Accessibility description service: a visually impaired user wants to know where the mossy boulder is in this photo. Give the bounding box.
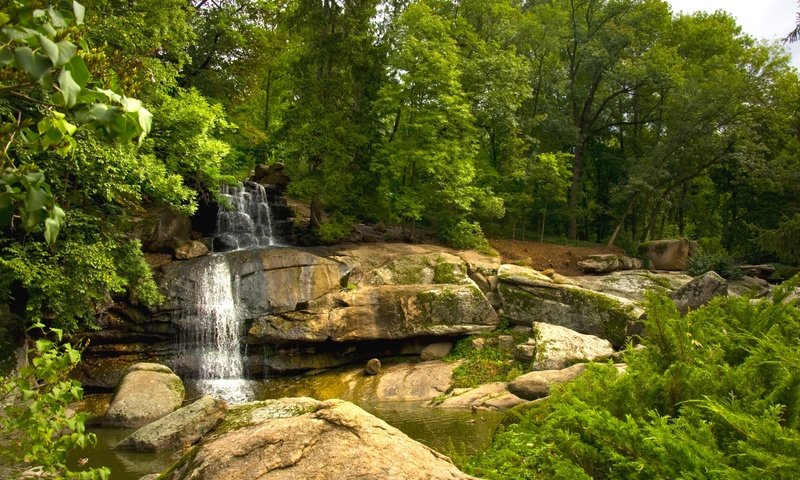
[498,265,642,347]
[638,238,691,270]
[103,363,185,428]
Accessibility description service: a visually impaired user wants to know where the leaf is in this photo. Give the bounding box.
[57,69,81,107]
[13,46,52,81]
[120,97,142,113]
[54,41,77,67]
[38,33,59,65]
[64,56,89,86]
[0,48,13,66]
[44,217,59,245]
[47,7,66,28]
[72,2,85,25]
[138,107,153,141]
[0,13,10,27]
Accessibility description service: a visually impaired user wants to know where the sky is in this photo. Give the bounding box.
[665,0,800,68]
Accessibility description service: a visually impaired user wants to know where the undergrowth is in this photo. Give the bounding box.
[464,276,800,479]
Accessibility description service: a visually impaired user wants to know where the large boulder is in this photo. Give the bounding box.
[670,271,728,315]
[161,397,475,480]
[516,322,614,370]
[507,363,588,400]
[638,238,692,270]
[117,395,227,452]
[498,265,642,347]
[575,271,692,302]
[577,254,620,274]
[248,284,498,343]
[358,252,472,286]
[103,363,185,428]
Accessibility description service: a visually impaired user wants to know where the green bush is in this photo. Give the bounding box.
[440,220,492,252]
[465,279,800,479]
[686,246,743,279]
[316,214,355,245]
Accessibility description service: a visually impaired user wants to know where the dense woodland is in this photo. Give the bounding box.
[0,0,799,478]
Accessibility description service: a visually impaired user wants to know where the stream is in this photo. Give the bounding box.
[68,376,505,479]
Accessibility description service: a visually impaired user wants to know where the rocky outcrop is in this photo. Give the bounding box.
[507,363,588,400]
[248,284,498,343]
[515,322,614,370]
[498,265,642,347]
[162,398,475,480]
[575,271,692,302]
[638,238,693,270]
[577,254,643,274]
[358,252,473,286]
[436,382,524,411]
[670,271,728,315]
[103,363,185,428]
[117,395,227,452]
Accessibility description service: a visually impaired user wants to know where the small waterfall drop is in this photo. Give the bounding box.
[175,255,252,403]
[216,182,280,250]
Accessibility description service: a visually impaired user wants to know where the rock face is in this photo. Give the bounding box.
[117,395,227,452]
[163,398,475,480]
[577,254,643,273]
[516,322,614,370]
[248,284,498,343]
[575,271,692,302]
[507,363,588,400]
[498,264,642,347]
[638,238,692,270]
[103,363,185,428]
[670,271,728,315]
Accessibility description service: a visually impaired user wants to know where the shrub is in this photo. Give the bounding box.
[686,246,743,279]
[440,220,492,253]
[465,278,800,479]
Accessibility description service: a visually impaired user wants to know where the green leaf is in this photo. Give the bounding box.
[38,33,59,65]
[54,41,77,67]
[0,13,10,27]
[0,48,12,66]
[57,69,80,108]
[138,107,153,141]
[13,46,52,81]
[47,7,66,28]
[44,217,59,245]
[64,56,89,86]
[120,97,142,113]
[72,2,85,25]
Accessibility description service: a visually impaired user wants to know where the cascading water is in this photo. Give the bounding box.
[175,255,253,403]
[216,182,280,250]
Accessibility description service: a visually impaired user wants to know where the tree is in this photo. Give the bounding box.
[373,1,480,238]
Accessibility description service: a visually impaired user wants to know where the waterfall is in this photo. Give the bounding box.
[216,182,280,250]
[175,256,252,403]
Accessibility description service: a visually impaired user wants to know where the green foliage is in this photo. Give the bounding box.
[686,246,743,280]
[446,323,529,388]
[315,213,355,245]
[0,325,109,479]
[759,214,800,265]
[466,281,800,479]
[439,219,491,252]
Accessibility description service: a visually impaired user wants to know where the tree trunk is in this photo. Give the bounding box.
[540,196,548,243]
[310,199,322,231]
[607,192,639,247]
[264,69,273,133]
[568,140,585,241]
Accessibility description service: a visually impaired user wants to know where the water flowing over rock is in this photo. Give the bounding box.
[213,182,282,251]
[162,398,476,480]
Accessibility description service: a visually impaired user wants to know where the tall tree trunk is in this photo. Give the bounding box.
[540,196,549,243]
[568,139,585,241]
[608,192,640,247]
[264,69,273,133]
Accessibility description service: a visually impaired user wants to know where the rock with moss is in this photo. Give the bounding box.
[576,271,692,302]
[103,363,185,428]
[359,252,472,286]
[436,382,525,411]
[638,238,692,270]
[249,284,498,343]
[516,322,614,370]
[117,395,227,452]
[174,240,208,260]
[498,265,642,347]
[160,397,475,480]
[670,271,728,315]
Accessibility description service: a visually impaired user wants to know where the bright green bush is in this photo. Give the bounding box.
[440,219,492,252]
[466,277,800,479]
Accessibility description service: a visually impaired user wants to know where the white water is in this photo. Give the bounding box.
[217,183,280,249]
[176,256,252,403]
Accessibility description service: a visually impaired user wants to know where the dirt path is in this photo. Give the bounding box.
[490,238,624,276]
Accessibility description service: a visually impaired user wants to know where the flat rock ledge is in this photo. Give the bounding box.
[161,397,476,480]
